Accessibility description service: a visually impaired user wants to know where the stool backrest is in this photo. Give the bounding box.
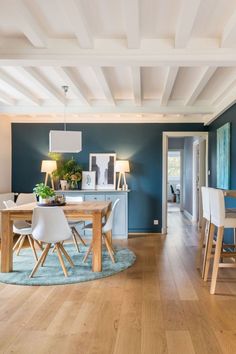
[201,186,211,221]
[32,207,71,243]
[209,188,225,227]
[16,193,36,205]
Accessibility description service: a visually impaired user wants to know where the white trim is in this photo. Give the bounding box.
[162,131,208,233]
[183,209,193,222]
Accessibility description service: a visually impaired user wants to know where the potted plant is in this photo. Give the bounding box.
[33,183,55,204]
[53,157,82,190]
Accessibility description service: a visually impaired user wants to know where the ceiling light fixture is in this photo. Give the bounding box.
[49,85,82,153]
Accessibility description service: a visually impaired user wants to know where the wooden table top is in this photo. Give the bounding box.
[223,190,236,198]
[1,201,111,215]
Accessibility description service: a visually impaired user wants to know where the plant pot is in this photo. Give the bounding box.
[39,196,55,204]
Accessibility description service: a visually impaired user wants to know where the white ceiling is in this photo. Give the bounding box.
[1,0,236,124]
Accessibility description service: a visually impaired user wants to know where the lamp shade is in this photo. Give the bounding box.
[41,160,57,173]
[49,131,82,153]
[115,160,130,173]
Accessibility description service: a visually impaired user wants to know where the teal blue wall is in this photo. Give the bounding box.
[208,103,236,242]
[12,123,206,233]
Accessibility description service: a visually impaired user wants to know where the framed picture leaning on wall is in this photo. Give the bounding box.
[89,153,116,190]
[81,171,96,190]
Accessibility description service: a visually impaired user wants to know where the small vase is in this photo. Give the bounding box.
[60,180,69,190]
[70,180,78,190]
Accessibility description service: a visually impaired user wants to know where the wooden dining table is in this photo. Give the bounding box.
[0,201,112,273]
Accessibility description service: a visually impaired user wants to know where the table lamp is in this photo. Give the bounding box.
[115,160,130,190]
[41,160,57,189]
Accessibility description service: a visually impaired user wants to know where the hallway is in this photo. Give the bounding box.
[0,212,236,353]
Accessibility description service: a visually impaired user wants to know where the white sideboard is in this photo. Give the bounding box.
[56,190,129,239]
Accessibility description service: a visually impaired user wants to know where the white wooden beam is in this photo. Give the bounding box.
[175,0,202,48]
[122,0,140,48]
[93,67,115,105]
[0,90,16,106]
[61,0,93,48]
[55,67,90,105]
[185,67,217,105]
[221,10,236,47]
[160,67,179,105]
[14,0,47,48]
[2,39,236,66]
[131,67,141,106]
[18,67,64,104]
[212,77,236,105]
[0,101,213,115]
[0,69,40,105]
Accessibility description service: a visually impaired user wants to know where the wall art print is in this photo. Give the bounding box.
[217,122,230,190]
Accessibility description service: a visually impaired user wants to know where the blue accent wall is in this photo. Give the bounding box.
[208,103,236,242]
[12,123,206,233]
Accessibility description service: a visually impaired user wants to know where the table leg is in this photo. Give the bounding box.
[1,212,13,272]
[92,211,102,272]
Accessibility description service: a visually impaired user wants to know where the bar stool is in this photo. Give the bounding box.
[197,187,212,278]
[205,188,236,294]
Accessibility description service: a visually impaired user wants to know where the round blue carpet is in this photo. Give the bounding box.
[0,244,136,286]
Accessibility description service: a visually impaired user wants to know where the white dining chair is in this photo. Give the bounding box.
[83,199,120,263]
[16,193,36,205]
[64,195,86,251]
[3,200,41,261]
[204,188,236,294]
[30,207,74,278]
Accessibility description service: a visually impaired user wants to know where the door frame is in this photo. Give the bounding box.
[162,131,208,234]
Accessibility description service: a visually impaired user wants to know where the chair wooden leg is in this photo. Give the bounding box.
[83,243,93,263]
[196,218,206,270]
[203,223,215,281]
[16,235,26,255]
[29,244,51,278]
[103,235,115,263]
[41,244,51,267]
[28,236,38,261]
[13,235,24,252]
[34,239,44,251]
[59,243,74,267]
[201,220,210,278]
[72,226,86,246]
[55,244,68,277]
[210,226,224,295]
[71,228,80,253]
[52,241,64,253]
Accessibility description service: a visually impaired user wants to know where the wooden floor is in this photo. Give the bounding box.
[1,211,236,354]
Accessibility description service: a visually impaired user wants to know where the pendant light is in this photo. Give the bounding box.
[49,85,82,153]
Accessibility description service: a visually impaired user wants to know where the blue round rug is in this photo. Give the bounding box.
[0,244,136,286]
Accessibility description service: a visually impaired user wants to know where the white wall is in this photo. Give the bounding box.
[0,117,11,193]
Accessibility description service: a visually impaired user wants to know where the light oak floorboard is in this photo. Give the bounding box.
[1,211,236,353]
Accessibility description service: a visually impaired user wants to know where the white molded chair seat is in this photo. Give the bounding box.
[30,207,75,278]
[3,200,42,261]
[16,193,36,205]
[83,199,120,263]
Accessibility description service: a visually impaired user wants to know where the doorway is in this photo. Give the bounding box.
[167,150,182,213]
[162,132,208,234]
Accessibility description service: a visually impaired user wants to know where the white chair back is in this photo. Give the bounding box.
[65,195,83,203]
[201,186,211,221]
[3,200,16,208]
[209,188,225,227]
[32,207,72,243]
[16,193,36,205]
[103,199,120,234]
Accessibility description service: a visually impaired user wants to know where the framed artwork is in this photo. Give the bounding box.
[81,171,96,190]
[217,122,230,189]
[89,153,116,190]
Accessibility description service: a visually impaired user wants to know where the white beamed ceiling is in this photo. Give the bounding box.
[0,0,236,124]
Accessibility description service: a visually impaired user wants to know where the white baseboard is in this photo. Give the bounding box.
[183,209,193,222]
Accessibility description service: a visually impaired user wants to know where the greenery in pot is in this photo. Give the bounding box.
[52,157,82,189]
[33,183,55,201]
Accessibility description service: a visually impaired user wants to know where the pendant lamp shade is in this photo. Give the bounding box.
[49,130,82,153]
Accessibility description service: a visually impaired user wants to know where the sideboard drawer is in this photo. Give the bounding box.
[84,194,105,202]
